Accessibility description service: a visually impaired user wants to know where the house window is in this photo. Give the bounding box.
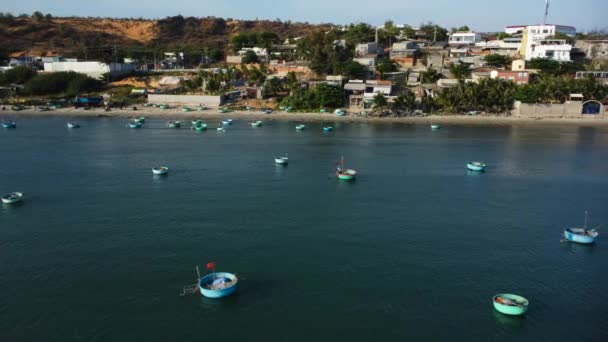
[543,29,548,33]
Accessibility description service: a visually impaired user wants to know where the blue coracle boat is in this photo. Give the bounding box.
[198,272,238,298]
[2,122,16,129]
[467,161,486,172]
[323,126,334,132]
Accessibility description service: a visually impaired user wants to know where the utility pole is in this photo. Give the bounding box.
[433,26,437,43]
[543,0,550,25]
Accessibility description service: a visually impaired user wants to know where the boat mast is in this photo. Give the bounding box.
[584,211,588,230]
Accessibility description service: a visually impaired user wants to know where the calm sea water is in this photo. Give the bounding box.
[1,116,607,342]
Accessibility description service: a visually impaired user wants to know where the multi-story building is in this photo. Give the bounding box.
[520,25,575,61]
[505,24,576,36]
[448,31,482,46]
[490,70,530,84]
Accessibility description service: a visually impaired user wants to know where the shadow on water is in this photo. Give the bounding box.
[560,241,596,256]
[493,309,527,329]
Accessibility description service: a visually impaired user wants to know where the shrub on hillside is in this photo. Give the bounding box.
[24,72,103,96]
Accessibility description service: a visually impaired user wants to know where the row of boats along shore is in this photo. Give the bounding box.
[2,116,601,315]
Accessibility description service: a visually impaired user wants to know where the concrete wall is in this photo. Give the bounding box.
[43,62,134,79]
[511,101,607,118]
[147,94,224,107]
[226,56,243,64]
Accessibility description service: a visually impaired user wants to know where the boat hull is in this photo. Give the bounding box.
[2,192,24,204]
[431,125,440,130]
[563,228,597,244]
[152,167,169,175]
[128,123,142,129]
[323,127,333,132]
[337,169,357,180]
[467,163,486,172]
[2,123,16,129]
[275,157,288,165]
[198,272,238,298]
[493,294,528,316]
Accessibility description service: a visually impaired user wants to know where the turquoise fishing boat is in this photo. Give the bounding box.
[222,119,233,125]
[2,122,16,129]
[152,166,169,175]
[182,107,193,112]
[159,104,169,110]
[467,161,486,172]
[135,117,145,123]
[431,124,441,130]
[168,121,181,128]
[194,123,208,131]
[335,109,347,116]
[218,107,231,113]
[1,192,24,204]
[295,124,306,131]
[275,154,288,165]
[493,294,529,316]
[67,122,80,129]
[323,126,334,132]
[192,120,203,126]
[127,122,142,129]
[336,156,357,180]
[563,211,599,244]
[251,120,263,127]
[199,272,238,298]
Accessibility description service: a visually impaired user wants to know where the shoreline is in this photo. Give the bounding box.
[3,107,608,126]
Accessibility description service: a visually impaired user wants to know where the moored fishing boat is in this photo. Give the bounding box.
[218,107,231,113]
[197,262,238,298]
[135,117,145,123]
[493,294,529,316]
[1,192,24,204]
[563,211,599,244]
[275,154,288,165]
[197,105,207,111]
[182,107,193,112]
[152,166,169,175]
[2,122,17,129]
[295,124,306,131]
[431,124,441,130]
[168,121,181,128]
[467,161,486,172]
[191,120,203,126]
[251,120,263,127]
[222,119,233,125]
[323,126,334,132]
[336,156,357,180]
[335,109,347,116]
[67,122,80,129]
[194,123,208,131]
[159,104,169,110]
[127,121,142,129]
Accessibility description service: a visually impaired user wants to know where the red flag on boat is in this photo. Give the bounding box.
[206,262,215,270]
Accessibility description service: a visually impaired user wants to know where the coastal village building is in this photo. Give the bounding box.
[43,61,135,80]
[448,31,482,46]
[490,70,530,84]
[517,24,576,61]
[390,41,419,68]
[344,80,393,109]
[355,42,381,57]
[575,71,608,85]
[353,56,377,79]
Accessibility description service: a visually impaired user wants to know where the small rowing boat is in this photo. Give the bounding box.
[152,166,169,175]
[493,294,528,316]
[1,192,24,204]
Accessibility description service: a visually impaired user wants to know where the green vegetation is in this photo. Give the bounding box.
[296,30,353,75]
[436,78,516,113]
[376,59,399,79]
[527,58,585,76]
[280,83,344,110]
[341,61,369,79]
[420,68,442,83]
[484,54,512,68]
[0,66,37,85]
[241,50,259,64]
[449,63,471,80]
[24,72,103,96]
[514,75,608,104]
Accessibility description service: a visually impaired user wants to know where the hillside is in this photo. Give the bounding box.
[0,16,332,58]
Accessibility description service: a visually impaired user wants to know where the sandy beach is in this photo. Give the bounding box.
[2,107,608,126]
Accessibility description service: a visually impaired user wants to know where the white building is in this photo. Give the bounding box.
[521,25,575,61]
[505,24,576,36]
[43,61,135,79]
[355,42,380,57]
[448,32,482,45]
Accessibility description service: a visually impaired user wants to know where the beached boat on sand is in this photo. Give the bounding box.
[563,211,599,244]
[1,192,24,204]
[493,294,528,316]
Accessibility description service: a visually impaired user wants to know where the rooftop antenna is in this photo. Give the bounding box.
[543,0,550,25]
